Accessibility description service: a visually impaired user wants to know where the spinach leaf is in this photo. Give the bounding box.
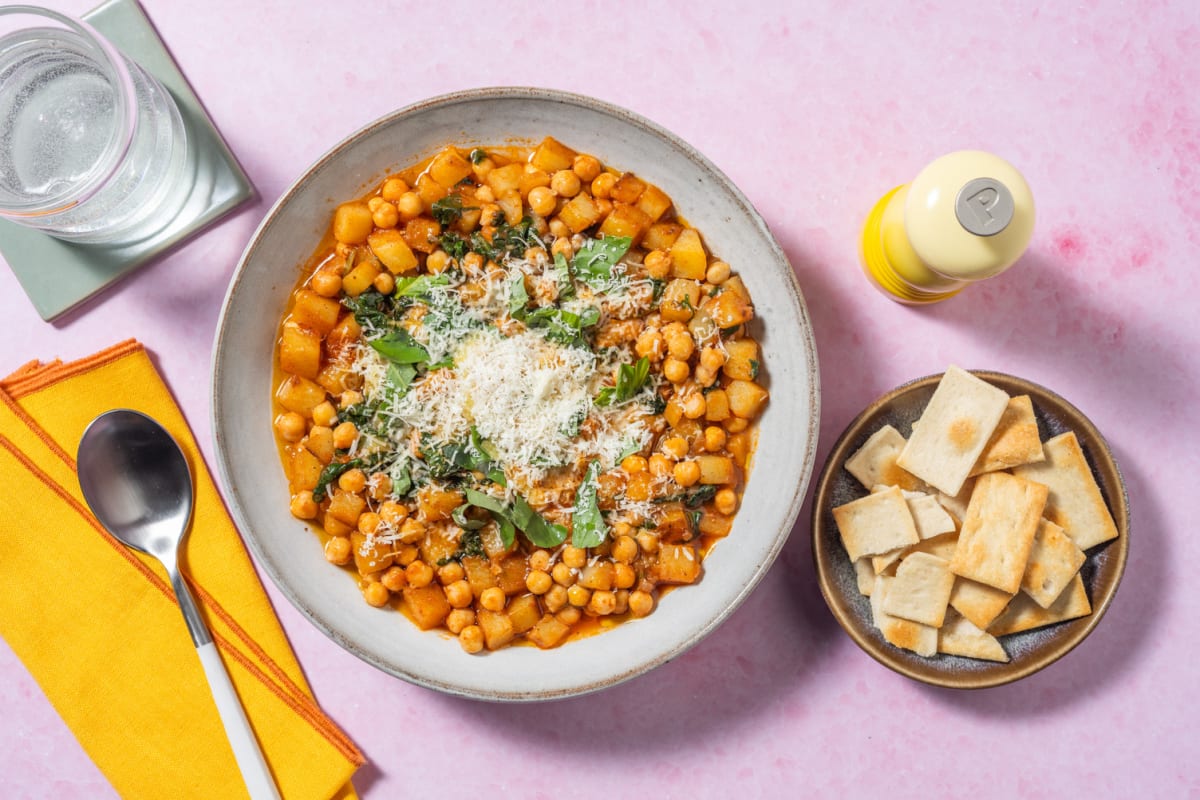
[571,461,608,548]
[595,356,650,406]
[687,509,703,536]
[385,362,417,397]
[438,524,486,566]
[452,503,488,530]
[571,236,632,283]
[461,488,568,549]
[369,329,429,364]
[341,289,393,329]
[394,274,450,299]
[554,251,575,300]
[749,359,760,379]
[431,195,477,226]
[508,272,530,319]
[389,462,413,497]
[654,484,717,508]
[524,305,600,349]
[439,231,469,261]
[420,430,506,486]
[312,459,362,503]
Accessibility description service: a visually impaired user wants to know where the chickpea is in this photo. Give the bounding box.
[461,252,484,275]
[380,501,407,528]
[289,491,317,520]
[332,421,358,450]
[706,260,731,284]
[444,580,474,609]
[274,412,306,443]
[399,518,425,542]
[550,169,581,198]
[367,196,385,213]
[529,549,551,572]
[381,566,407,592]
[339,389,364,408]
[363,582,390,608]
[310,270,342,298]
[480,587,506,612]
[544,583,569,612]
[550,236,574,261]
[368,473,392,501]
[595,197,613,217]
[663,357,690,384]
[373,271,396,294]
[662,436,689,460]
[591,172,616,199]
[613,589,630,615]
[472,157,495,181]
[612,535,638,564]
[683,393,707,420]
[312,401,338,428]
[527,185,557,217]
[381,177,409,201]
[426,250,450,274]
[556,606,582,626]
[636,531,659,554]
[673,460,701,487]
[724,417,750,433]
[338,468,366,494]
[694,365,717,387]
[587,590,617,616]
[438,561,465,585]
[552,562,575,586]
[396,544,419,566]
[548,218,570,239]
[356,511,381,534]
[474,184,495,203]
[614,563,637,589]
[635,329,665,361]
[628,590,654,618]
[562,546,587,569]
[667,331,695,361]
[613,521,634,538]
[715,488,738,516]
[567,584,591,608]
[405,560,434,589]
[446,609,475,635]
[372,201,399,229]
[701,347,726,370]
[621,454,648,474]
[644,249,673,280]
[572,154,602,182]
[324,536,352,565]
[526,570,553,595]
[648,454,673,477]
[459,625,484,654]
[704,426,728,452]
[396,191,423,221]
[323,514,352,537]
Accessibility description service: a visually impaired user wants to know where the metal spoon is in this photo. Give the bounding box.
[77,409,281,800]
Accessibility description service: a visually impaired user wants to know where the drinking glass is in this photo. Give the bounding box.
[0,5,190,244]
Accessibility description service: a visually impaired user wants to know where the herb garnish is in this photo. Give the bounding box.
[571,236,632,284]
[431,195,477,226]
[312,459,363,503]
[469,148,487,165]
[596,356,650,406]
[369,328,429,364]
[461,488,568,548]
[654,484,717,508]
[571,460,608,548]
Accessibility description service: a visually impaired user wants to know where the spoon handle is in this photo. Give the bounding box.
[172,573,282,800]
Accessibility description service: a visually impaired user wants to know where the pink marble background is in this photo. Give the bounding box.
[3,1,1199,797]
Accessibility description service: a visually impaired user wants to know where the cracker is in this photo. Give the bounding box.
[948,577,1013,630]
[936,476,976,523]
[1013,432,1119,551]
[854,558,876,596]
[1020,518,1087,609]
[897,366,1010,496]
[988,573,1092,636]
[845,425,927,492]
[872,547,905,575]
[969,395,1045,476]
[832,486,920,562]
[907,493,957,540]
[949,471,1047,593]
[938,610,1010,662]
[871,576,938,657]
[907,531,959,562]
[882,552,955,628]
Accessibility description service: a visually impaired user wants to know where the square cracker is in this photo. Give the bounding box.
[882,552,955,628]
[949,471,1048,594]
[1021,518,1087,609]
[845,425,927,492]
[970,395,1045,476]
[936,476,976,524]
[897,365,1010,496]
[871,576,937,657]
[907,494,957,540]
[949,578,1013,630]
[872,547,905,575]
[907,531,959,562]
[832,486,920,562]
[938,610,1010,662]
[854,558,876,596]
[989,573,1092,636]
[1013,431,1119,551]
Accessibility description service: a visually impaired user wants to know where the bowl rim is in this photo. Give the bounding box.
[811,369,1129,689]
[209,87,821,700]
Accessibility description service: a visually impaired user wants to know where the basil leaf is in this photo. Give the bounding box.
[524,305,599,349]
[452,503,487,530]
[312,459,362,503]
[386,362,417,396]
[369,329,429,364]
[431,195,477,226]
[554,251,575,300]
[616,439,642,462]
[461,488,567,549]
[596,356,650,406]
[571,236,632,283]
[687,509,703,536]
[653,484,717,508]
[394,274,450,299]
[508,272,530,320]
[571,460,608,548]
[389,462,413,497]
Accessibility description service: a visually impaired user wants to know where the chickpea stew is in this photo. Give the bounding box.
[274,137,768,653]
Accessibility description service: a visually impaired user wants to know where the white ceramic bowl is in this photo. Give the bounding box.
[211,88,819,701]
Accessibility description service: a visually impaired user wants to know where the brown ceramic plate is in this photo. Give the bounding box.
[812,371,1129,688]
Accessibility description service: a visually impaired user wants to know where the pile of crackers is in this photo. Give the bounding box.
[833,366,1119,662]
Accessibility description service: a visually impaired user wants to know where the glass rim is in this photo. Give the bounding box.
[0,4,138,217]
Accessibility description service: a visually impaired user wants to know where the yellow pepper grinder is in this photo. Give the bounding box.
[860,150,1035,304]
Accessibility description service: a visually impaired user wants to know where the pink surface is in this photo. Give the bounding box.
[3,1,1198,797]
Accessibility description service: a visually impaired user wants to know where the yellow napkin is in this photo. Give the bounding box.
[0,340,364,800]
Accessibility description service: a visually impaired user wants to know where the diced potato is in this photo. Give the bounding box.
[327,491,366,526]
[727,380,769,420]
[507,594,541,635]
[419,529,458,566]
[670,416,702,439]
[325,314,361,361]
[698,512,733,538]
[624,472,652,502]
[696,455,735,485]
[303,427,334,464]
[287,446,323,491]
[333,202,373,245]
[663,399,684,428]
[279,321,321,379]
[291,289,341,335]
[723,274,751,303]
[705,389,731,422]
[403,585,451,630]
[462,556,498,597]
[660,278,702,322]
[496,190,523,226]
[655,504,691,538]
[670,228,707,279]
[486,163,523,196]
[722,339,760,381]
[530,136,577,172]
[654,544,701,584]
[416,485,463,522]
[276,375,327,415]
[558,192,602,233]
[415,172,447,209]
[341,258,380,298]
[478,608,515,650]
[497,555,527,595]
[322,512,352,537]
[578,561,615,591]
[643,222,683,251]
[527,614,571,649]
[635,184,672,221]
[598,202,651,243]
[351,532,395,575]
[429,147,473,187]
[403,218,442,254]
[315,363,355,396]
[708,289,754,328]
[727,431,752,468]
[518,168,552,198]
[368,229,419,274]
[481,523,515,558]
[687,305,718,346]
[610,173,646,204]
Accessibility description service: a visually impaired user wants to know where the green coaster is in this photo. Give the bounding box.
[0,0,255,322]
